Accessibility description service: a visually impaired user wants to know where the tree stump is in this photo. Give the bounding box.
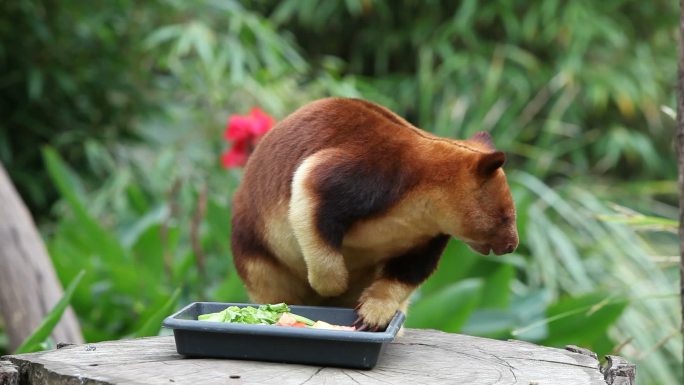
[0,361,18,385]
[1,329,634,385]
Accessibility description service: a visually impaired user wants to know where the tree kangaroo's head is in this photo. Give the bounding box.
[428,132,519,256]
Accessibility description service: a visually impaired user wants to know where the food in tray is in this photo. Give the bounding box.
[197,303,356,331]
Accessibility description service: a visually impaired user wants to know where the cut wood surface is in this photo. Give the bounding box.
[3,329,634,385]
[0,360,18,385]
[0,163,83,351]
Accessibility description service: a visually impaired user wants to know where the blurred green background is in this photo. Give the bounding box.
[0,0,680,384]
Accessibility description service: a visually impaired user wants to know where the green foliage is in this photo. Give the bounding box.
[541,293,627,351]
[406,279,483,332]
[43,147,246,342]
[0,0,157,214]
[414,235,633,359]
[15,270,84,354]
[0,333,7,356]
[133,288,181,338]
[1,1,680,384]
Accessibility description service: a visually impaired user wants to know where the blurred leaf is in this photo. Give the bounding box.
[131,223,167,285]
[126,184,150,214]
[133,288,181,338]
[462,309,514,339]
[172,250,198,285]
[420,240,479,295]
[144,25,182,49]
[407,278,483,332]
[123,205,169,248]
[0,332,8,355]
[542,293,627,349]
[479,264,514,309]
[15,270,85,354]
[27,68,44,100]
[205,198,232,253]
[597,213,677,229]
[213,273,248,302]
[512,293,628,350]
[509,289,551,341]
[43,147,128,264]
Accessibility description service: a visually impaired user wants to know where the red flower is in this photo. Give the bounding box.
[221,140,248,169]
[221,107,275,169]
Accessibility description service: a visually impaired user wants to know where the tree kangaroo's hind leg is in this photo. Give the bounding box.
[289,150,350,297]
[241,257,313,305]
[289,148,409,298]
[231,205,312,304]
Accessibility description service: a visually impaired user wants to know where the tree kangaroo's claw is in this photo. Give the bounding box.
[353,309,389,332]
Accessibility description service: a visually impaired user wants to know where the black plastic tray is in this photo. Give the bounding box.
[162,302,405,369]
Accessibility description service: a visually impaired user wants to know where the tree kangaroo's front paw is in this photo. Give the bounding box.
[353,297,399,331]
[307,265,348,297]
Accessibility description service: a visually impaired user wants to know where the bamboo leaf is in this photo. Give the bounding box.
[597,214,678,229]
[479,264,514,309]
[43,147,128,264]
[15,270,85,354]
[133,288,181,338]
[407,279,483,332]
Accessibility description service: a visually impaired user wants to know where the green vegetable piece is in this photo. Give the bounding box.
[198,311,226,322]
[289,313,315,326]
[240,307,260,324]
[224,307,241,322]
[262,303,289,313]
[254,309,273,324]
[197,303,294,325]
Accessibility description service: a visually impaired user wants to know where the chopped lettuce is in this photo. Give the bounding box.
[198,303,356,331]
[198,303,291,325]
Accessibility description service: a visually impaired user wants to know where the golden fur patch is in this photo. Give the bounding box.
[289,151,349,296]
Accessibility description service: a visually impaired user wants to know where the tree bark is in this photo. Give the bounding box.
[0,162,83,351]
[2,331,631,385]
[677,0,684,378]
[0,361,18,385]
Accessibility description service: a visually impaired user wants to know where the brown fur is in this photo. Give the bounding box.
[231,98,518,328]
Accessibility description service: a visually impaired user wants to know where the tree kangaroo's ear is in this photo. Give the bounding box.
[477,151,506,176]
[469,131,495,150]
